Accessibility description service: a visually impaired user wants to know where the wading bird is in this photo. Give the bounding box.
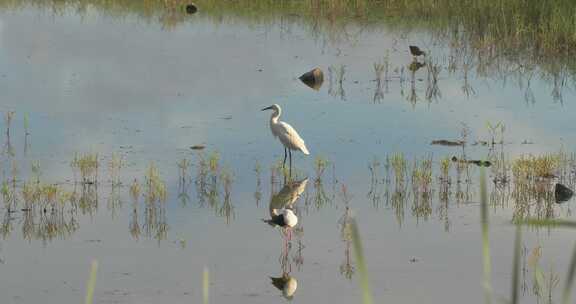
[261,104,310,170]
[409,45,426,57]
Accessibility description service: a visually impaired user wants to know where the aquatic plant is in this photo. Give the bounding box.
[108,152,123,186]
[390,153,407,188]
[71,152,99,184]
[144,162,167,203]
[254,161,262,206]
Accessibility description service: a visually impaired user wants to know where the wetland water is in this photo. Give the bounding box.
[1,2,576,303]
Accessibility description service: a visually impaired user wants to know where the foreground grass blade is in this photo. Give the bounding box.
[480,168,492,304]
[562,243,576,304]
[511,225,521,304]
[203,266,210,304]
[84,260,99,304]
[350,218,374,304]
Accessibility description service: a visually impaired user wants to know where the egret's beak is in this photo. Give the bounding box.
[261,106,273,111]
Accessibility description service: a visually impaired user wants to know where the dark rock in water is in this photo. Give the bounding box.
[299,68,324,90]
[431,139,464,146]
[555,183,574,203]
[468,160,492,167]
[190,145,205,150]
[186,3,198,14]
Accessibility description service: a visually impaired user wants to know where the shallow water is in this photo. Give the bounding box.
[0,4,576,304]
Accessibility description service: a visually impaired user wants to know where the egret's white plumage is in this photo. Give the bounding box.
[262,104,309,168]
[270,208,298,228]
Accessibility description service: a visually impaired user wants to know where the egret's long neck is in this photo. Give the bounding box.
[270,109,281,124]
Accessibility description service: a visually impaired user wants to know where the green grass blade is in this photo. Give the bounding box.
[511,225,521,304]
[350,218,374,304]
[203,266,210,304]
[562,243,576,304]
[84,260,98,304]
[480,167,492,304]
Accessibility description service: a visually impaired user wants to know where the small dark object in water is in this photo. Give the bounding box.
[472,141,488,146]
[431,140,464,146]
[555,183,574,203]
[409,45,426,56]
[21,208,31,212]
[451,156,491,167]
[299,68,324,90]
[185,3,198,14]
[468,160,492,167]
[191,145,205,150]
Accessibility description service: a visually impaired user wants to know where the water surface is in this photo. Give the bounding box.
[0,3,575,304]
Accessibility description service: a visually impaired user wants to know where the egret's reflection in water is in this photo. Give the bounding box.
[265,178,308,300]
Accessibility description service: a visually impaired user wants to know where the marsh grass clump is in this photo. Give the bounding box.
[71,152,99,185]
[217,167,235,224]
[195,152,209,206]
[511,153,562,219]
[513,154,560,181]
[313,156,331,209]
[141,164,168,242]
[108,152,123,187]
[411,156,433,220]
[338,205,355,279]
[129,179,141,240]
[389,153,408,226]
[254,161,262,206]
[439,156,451,183]
[177,158,192,184]
[129,179,140,202]
[367,157,383,207]
[373,56,389,103]
[144,162,167,204]
[4,111,14,137]
[177,158,192,206]
[390,153,407,188]
[425,58,441,102]
[338,185,355,279]
[208,151,219,176]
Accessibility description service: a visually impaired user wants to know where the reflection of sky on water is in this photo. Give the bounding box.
[0,5,574,304]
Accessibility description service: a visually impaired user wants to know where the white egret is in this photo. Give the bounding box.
[261,104,309,169]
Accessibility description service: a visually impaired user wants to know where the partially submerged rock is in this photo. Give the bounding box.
[555,183,574,203]
[299,68,324,90]
[185,3,198,14]
[431,140,464,147]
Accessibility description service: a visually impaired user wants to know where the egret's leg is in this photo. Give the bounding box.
[289,149,292,176]
[283,147,287,168]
